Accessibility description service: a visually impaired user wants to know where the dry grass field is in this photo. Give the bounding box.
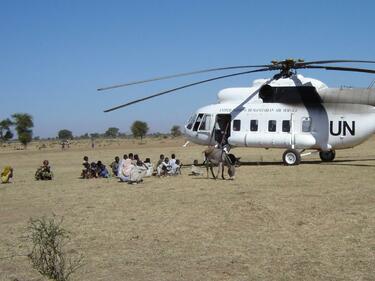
[1,136,375,281]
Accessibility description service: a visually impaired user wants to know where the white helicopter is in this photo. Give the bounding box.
[99,59,375,165]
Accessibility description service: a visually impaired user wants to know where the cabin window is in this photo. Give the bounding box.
[199,114,212,131]
[302,117,312,132]
[233,120,241,131]
[193,113,204,131]
[186,114,197,130]
[282,120,290,132]
[268,120,277,132]
[250,120,258,131]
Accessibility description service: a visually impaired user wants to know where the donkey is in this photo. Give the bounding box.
[203,147,236,180]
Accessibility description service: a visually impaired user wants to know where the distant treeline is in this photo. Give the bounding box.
[1,116,182,145]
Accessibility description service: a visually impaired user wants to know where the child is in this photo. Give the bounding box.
[190,160,202,176]
[81,156,91,179]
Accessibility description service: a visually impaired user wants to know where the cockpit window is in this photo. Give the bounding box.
[186,114,197,130]
[193,114,204,131]
[199,114,212,131]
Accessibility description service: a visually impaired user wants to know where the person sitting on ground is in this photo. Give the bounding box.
[83,156,89,166]
[97,161,109,178]
[170,159,182,175]
[167,154,181,175]
[190,159,202,176]
[81,156,91,179]
[144,158,153,177]
[169,154,177,167]
[117,154,127,175]
[128,156,147,184]
[1,166,13,184]
[157,157,172,176]
[118,154,133,182]
[110,156,120,176]
[133,154,143,166]
[90,162,98,178]
[156,154,165,171]
[35,160,54,180]
[129,153,137,165]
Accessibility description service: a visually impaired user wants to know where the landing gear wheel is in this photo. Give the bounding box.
[282,149,301,166]
[319,150,336,162]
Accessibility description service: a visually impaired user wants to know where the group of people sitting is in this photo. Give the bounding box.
[1,152,190,185]
[155,154,182,176]
[113,153,152,184]
[81,156,110,179]
[81,152,183,184]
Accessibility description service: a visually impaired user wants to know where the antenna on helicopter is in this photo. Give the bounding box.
[99,59,375,112]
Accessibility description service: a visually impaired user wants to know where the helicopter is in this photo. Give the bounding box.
[98,59,375,165]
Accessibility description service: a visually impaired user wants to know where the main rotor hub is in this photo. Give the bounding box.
[272,59,305,79]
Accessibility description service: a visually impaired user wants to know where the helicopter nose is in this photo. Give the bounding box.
[183,124,195,141]
[183,125,191,137]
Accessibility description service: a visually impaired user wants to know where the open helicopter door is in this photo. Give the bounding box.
[214,114,231,145]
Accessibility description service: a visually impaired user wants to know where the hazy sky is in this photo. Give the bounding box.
[1,0,375,138]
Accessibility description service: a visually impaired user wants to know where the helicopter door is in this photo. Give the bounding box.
[292,116,316,148]
[215,114,231,145]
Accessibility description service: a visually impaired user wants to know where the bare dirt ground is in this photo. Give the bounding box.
[1,137,375,281]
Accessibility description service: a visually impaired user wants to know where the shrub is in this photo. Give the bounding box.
[26,215,83,281]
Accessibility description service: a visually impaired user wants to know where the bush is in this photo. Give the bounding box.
[26,215,83,281]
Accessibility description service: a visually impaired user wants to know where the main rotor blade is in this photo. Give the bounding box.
[300,60,375,66]
[303,65,375,74]
[97,64,272,91]
[104,67,270,112]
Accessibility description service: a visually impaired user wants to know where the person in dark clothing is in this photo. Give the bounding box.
[110,156,120,176]
[35,160,53,180]
[97,161,109,178]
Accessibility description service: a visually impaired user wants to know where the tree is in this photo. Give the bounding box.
[105,127,119,138]
[171,125,182,137]
[58,129,73,140]
[131,121,149,140]
[12,113,33,147]
[0,118,14,142]
[19,131,32,146]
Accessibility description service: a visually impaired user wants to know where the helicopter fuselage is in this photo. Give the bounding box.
[184,75,375,153]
